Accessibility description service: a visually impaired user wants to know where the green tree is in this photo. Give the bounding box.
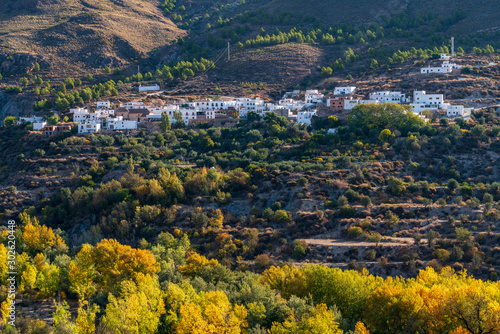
[34,76,43,85]
[165,71,174,82]
[321,67,333,77]
[34,62,41,71]
[3,116,17,126]
[387,176,406,196]
[48,115,60,125]
[370,59,379,69]
[360,196,372,207]
[173,112,184,127]
[160,113,171,132]
[21,77,29,87]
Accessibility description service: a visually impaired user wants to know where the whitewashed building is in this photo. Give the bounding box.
[411,91,447,113]
[441,61,462,70]
[305,90,324,107]
[189,99,227,111]
[421,65,452,74]
[421,61,462,74]
[447,105,472,118]
[72,109,92,123]
[33,122,47,131]
[334,87,356,95]
[78,122,101,134]
[17,116,44,125]
[440,54,451,60]
[344,99,379,110]
[283,90,300,99]
[277,98,305,111]
[369,91,409,103]
[123,102,148,109]
[106,117,137,130]
[139,84,160,92]
[297,110,317,126]
[97,101,111,109]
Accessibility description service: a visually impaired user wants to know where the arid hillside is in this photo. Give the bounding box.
[0,0,185,73]
[260,0,500,33]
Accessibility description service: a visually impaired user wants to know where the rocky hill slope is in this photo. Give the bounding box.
[0,0,184,73]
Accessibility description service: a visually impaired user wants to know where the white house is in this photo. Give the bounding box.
[235,97,264,111]
[96,101,111,109]
[70,108,89,114]
[446,105,472,118]
[334,87,356,95]
[189,99,227,111]
[283,90,300,99]
[123,102,148,109]
[33,122,47,131]
[78,122,101,134]
[369,91,409,103]
[106,117,137,130]
[277,98,305,111]
[17,116,44,125]
[421,60,462,74]
[139,84,160,92]
[441,61,462,70]
[411,91,446,113]
[297,110,317,126]
[421,65,452,74]
[344,99,379,110]
[440,54,451,60]
[72,109,92,123]
[305,90,324,107]
[327,128,337,134]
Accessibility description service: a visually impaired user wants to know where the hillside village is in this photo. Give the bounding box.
[13,52,478,136]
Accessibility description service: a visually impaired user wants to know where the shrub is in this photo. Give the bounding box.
[339,205,355,218]
[348,226,363,239]
[435,248,450,262]
[292,240,308,259]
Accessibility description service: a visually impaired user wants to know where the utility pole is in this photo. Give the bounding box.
[228,42,230,61]
[451,37,455,58]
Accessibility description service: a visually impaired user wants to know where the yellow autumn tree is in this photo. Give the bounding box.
[209,209,224,232]
[76,302,99,334]
[176,290,247,334]
[19,264,38,292]
[90,239,160,292]
[21,213,66,253]
[69,244,96,301]
[100,273,165,334]
[0,244,7,284]
[178,252,219,277]
[270,304,342,334]
[355,322,370,334]
[261,265,309,299]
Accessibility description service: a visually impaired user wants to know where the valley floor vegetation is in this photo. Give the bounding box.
[1,103,500,333]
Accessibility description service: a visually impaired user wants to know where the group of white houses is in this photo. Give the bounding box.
[421,54,463,74]
[71,88,471,133]
[18,79,474,135]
